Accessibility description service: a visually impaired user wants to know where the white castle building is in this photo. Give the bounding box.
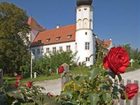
[28,0,112,66]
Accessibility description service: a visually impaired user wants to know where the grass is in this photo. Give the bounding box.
[70,65,90,76]
[4,63,140,85]
[3,73,60,84]
[126,63,140,72]
[3,65,90,85]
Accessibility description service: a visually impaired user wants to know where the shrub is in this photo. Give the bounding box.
[57,47,139,105]
[33,51,76,76]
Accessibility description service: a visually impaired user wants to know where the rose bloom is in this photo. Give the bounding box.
[58,66,64,74]
[125,83,139,99]
[103,47,130,74]
[26,81,32,88]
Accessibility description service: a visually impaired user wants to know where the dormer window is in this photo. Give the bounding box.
[46,38,50,42]
[38,40,42,43]
[56,36,61,41]
[67,34,72,39]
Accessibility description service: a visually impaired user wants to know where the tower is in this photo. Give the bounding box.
[75,0,96,66]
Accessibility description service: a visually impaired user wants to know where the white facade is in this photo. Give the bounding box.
[76,4,95,66]
[31,0,96,66]
[31,42,76,59]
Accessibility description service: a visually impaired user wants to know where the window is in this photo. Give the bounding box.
[32,49,35,55]
[83,18,89,28]
[41,48,44,53]
[53,47,56,53]
[86,57,90,61]
[85,42,90,50]
[67,35,72,39]
[38,40,42,43]
[46,48,50,53]
[66,45,71,51]
[56,37,61,41]
[59,46,63,51]
[46,38,50,42]
[84,8,87,10]
[37,49,40,54]
[77,19,82,29]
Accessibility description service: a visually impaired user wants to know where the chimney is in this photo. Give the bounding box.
[56,26,60,29]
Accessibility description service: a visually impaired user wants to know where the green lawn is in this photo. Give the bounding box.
[4,64,140,85]
[3,66,90,84]
[3,73,60,84]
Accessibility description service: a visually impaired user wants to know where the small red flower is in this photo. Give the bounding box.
[26,81,32,88]
[58,66,64,74]
[103,47,130,74]
[47,92,54,97]
[16,75,22,80]
[15,81,19,88]
[125,83,139,99]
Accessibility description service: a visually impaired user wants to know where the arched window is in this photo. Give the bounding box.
[77,19,82,29]
[83,18,89,28]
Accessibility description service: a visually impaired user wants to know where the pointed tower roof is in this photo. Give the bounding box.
[27,17,45,32]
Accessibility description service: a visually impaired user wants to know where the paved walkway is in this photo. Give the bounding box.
[35,78,62,95]
[35,69,140,104]
[121,69,140,87]
[121,69,140,105]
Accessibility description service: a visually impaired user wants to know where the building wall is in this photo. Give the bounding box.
[76,5,93,30]
[76,4,95,66]
[76,30,95,66]
[31,41,76,59]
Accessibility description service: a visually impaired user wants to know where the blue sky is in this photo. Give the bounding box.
[4,0,140,49]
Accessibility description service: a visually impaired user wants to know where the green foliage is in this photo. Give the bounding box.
[71,65,90,76]
[0,81,59,105]
[33,51,76,75]
[58,68,124,105]
[0,2,30,74]
[94,44,108,68]
[123,44,140,70]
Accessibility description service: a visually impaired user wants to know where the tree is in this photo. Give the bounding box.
[0,2,30,74]
[94,43,108,68]
[123,44,140,69]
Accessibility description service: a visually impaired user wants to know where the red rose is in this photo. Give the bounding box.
[125,83,139,99]
[58,66,64,74]
[103,47,130,74]
[26,81,32,88]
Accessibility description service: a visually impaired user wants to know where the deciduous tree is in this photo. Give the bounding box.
[0,2,30,74]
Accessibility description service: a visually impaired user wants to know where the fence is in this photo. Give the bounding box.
[119,79,139,105]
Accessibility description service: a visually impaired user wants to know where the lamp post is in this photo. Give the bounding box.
[30,51,33,79]
[30,33,33,79]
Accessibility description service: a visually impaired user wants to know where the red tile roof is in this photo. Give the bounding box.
[31,24,76,47]
[96,38,112,49]
[27,17,45,31]
[102,39,112,48]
